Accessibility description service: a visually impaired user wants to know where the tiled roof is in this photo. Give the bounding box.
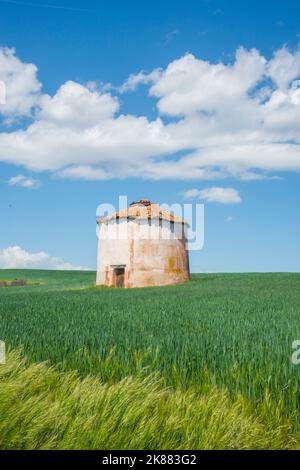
[96,200,188,225]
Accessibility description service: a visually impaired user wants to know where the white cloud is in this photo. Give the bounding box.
[57,165,110,181]
[0,246,89,270]
[8,174,40,189]
[267,46,300,90]
[0,47,41,120]
[0,111,176,172]
[225,216,234,223]
[118,69,162,93]
[0,79,5,105]
[182,188,201,199]
[38,80,119,127]
[0,45,300,181]
[184,187,242,204]
[150,48,267,116]
[239,172,268,181]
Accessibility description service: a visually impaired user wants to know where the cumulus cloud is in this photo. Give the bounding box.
[267,46,300,90]
[183,187,242,204]
[8,174,40,189]
[0,113,176,172]
[118,69,162,93]
[0,246,89,270]
[38,80,119,127]
[0,47,41,120]
[150,48,267,116]
[183,188,202,199]
[0,79,5,105]
[0,45,299,181]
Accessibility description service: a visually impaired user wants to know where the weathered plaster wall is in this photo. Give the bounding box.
[96,218,190,288]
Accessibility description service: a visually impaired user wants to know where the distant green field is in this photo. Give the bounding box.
[0,270,300,449]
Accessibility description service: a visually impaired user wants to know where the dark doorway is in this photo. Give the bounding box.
[114,267,125,288]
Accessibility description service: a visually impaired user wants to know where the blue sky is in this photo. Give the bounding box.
[0,0,299,272]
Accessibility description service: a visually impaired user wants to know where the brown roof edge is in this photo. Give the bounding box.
[96,202,189,226]
[96,213,189,226]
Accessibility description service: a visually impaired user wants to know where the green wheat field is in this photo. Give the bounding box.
[0,270,300,449]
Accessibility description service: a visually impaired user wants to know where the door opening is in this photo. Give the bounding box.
[114,267,125,288]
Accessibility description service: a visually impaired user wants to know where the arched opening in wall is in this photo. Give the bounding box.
[113,266,125,288]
